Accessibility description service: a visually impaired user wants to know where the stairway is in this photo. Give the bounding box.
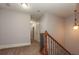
[40,31,71,55]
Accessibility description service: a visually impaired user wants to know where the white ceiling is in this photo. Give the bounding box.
[0,3,76,18]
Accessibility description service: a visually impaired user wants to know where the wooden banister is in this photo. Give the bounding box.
[47,33,71,55]
[43,31,71,55]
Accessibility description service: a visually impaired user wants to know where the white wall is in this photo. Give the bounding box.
[40,13,65,45]
[64,15,79,54]
[0,9,31,49]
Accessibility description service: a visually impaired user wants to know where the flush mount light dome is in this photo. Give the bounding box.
[21,3,30,9]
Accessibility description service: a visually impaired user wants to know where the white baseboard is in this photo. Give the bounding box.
[0,42,31,49]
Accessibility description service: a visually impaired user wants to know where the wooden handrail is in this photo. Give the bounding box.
[44,31,71,55]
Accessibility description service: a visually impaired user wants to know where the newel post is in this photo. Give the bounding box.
[44,31,48,55]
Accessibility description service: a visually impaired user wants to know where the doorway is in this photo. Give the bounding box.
[30,20,40,43]
[31,26,34,43]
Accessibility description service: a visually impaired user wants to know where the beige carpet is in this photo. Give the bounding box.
[0,40,41,55]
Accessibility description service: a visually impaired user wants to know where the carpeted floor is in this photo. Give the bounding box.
[0,40,41,55]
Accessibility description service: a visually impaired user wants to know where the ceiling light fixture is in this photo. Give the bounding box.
[73,10,79,30]
[21,3,30,9]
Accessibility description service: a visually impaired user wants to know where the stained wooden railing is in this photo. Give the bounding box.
[40,31,71,55]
